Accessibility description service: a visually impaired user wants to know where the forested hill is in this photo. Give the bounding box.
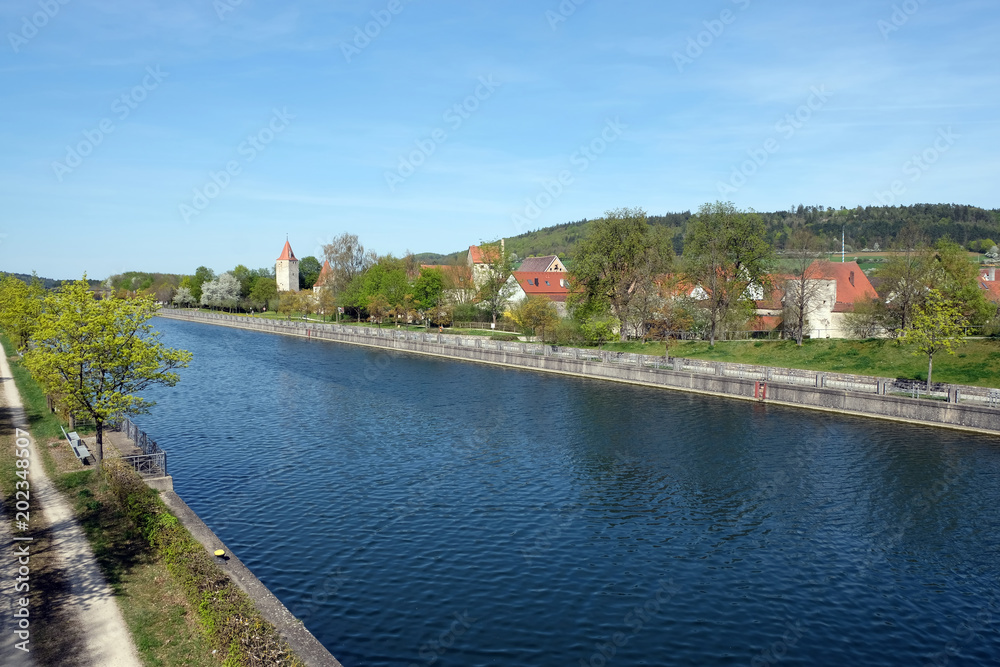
[472,204,1000,262]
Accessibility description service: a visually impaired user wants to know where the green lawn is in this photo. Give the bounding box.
[600,338,1000,388]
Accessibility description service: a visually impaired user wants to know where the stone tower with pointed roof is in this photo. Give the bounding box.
[276,240,300,292]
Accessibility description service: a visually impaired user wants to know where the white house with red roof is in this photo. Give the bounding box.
[753,261,878,338]
[513,271,571,315]
[276,240,299,292]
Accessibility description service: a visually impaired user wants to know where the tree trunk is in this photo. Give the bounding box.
[927,352,933,392]
[94,419,104,469]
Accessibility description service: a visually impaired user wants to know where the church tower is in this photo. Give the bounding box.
[276,239,300,292]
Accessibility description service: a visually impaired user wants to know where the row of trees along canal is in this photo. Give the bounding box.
[163,202,997,390]
[0,275,191,466]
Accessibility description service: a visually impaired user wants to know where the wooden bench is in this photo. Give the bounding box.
[61,427,92,464]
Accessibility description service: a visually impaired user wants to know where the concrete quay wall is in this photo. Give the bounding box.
[157,311,1000,437]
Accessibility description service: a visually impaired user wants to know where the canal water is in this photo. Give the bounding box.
[142,317,1000,666]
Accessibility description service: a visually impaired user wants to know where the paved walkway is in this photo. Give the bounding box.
[0,347,140,666]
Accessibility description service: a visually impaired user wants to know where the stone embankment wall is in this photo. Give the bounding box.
[158,310,1000,437]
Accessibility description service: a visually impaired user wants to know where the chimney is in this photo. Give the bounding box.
[989,267,996,281]
[849,270,855,287]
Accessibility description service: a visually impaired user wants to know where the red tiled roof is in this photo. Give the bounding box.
[314,260,333,287]
[277,240,297,261]
[807,260,877,308]
[468,245,484,264]
[980,280,1000,304]
[514,271,570,298]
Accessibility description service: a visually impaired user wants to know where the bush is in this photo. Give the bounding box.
[490,333,519,342]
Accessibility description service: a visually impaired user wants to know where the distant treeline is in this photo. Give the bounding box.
[501,203,1000,262]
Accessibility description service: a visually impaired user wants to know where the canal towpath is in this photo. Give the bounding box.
[0,344,141,666]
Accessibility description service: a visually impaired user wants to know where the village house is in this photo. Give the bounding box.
[979,265,1000,308]
[754,261,878,338]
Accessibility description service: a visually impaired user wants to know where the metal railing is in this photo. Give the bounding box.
[115,416,167,477]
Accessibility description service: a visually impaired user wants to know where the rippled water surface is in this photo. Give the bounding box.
[141,318,1000,666]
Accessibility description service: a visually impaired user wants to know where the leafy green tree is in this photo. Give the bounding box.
[683,201,775,346]
[901,289,966,391]
[367,294,390,326]
[24,279,191,466]
[231,264,253,299]
[299,256,322,290]
[581,314,619,348]
[507,296,559,341]
[413,267,445,311]
[0,273,45,350]
[316,288,337,322]
[570,207,672,342]
[190,266,215,303]
[248,277,278,311]
[874,240,934,334]
[932,239,995,326]
[475,240,518,327]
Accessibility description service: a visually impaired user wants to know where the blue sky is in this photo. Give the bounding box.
[2,0,998,279]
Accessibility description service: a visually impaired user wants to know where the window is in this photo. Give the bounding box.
[545,281,550,286]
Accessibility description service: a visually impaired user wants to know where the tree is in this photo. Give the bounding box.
[299,256,322,290]
[0,273,44,350]
[507,296,559,341]
[200,273,240,311]
[683,202,775,346]
[322,233,376,294]
[367,294,390,326]
[875,241,934,334]
[316,288,337,322]
[189,266,215,303]
[581,314,618,348]
[843,295,885,339]
[782,231,827,346]
[427,301,454,331]
[931,239,995,326]
[570,207,672,342]
[277,292,297,319]
[248,277,277,311]
[24,279,191,466]
[475,240,518,326]
[901,289,965,391]
[413,267,445,312]
[172,286,195,307]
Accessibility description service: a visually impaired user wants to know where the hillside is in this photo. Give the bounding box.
[436,204,1000,263]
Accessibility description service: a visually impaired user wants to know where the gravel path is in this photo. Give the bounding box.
[0,347,140,666]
